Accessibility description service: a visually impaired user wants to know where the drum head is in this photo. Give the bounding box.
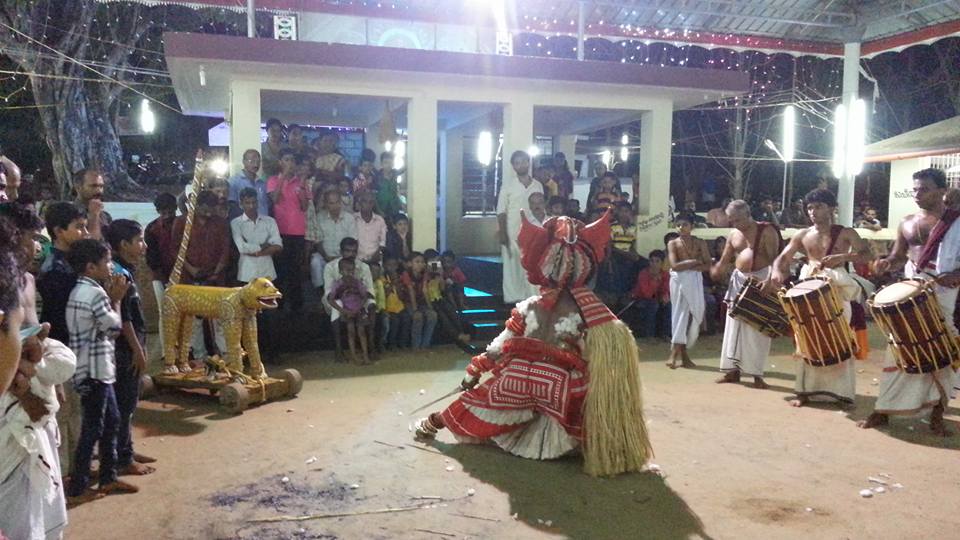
[873,280,923,306]
[784,278,828,298]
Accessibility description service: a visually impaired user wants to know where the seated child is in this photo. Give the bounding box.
[375,256,409,349]
[425,250,468,346]
[400,252,438,349]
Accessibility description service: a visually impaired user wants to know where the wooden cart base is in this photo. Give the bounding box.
[141,367,303,413]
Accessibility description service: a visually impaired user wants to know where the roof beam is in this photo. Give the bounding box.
[860,0,957,26]
[584,0,857,29]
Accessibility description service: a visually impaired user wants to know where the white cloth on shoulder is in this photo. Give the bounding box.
[720,267,773,377]
[669,270,704,346]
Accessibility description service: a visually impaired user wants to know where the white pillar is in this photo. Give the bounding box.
[576,1,586,61]
[229,82,262,176]
[407,95,438,251]
[503,100,534,167]
[246,0,256,38]
[437,129,448,250]
[636,104,673,256]
[837,41,861,226]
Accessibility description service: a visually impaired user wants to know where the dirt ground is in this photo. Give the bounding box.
[65,327,960,540]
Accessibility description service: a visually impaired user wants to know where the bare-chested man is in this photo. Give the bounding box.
[770,188,872,407]
[666,216,711,369]
[860,168,960,436]
[711,200,781,389]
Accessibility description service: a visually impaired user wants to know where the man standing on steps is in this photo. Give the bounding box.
[711,200,781,389]
[497,150,543,304]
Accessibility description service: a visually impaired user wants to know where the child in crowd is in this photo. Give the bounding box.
[385,213,412,262]
[353,149,377,195]
[376,151,403,219]
[440,251,468,314]
[338,178,354,212]
[547,196,566,218]
[401,252,437,349]
[37,202,88,477]
[424,250,469,346]
[626,250,671,339]
[64,239,138,503]
[376,256,409,349]
[327,258,370,365]
[105,220,156,476]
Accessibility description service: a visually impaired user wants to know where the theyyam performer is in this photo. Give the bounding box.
[712,200,782,389]
[860,168,960,435]
[769,188,872,407]
[414,210,652,476]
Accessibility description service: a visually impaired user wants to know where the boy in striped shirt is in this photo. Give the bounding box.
[64,239,138,504]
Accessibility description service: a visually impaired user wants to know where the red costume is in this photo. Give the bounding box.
[415,211,652,476]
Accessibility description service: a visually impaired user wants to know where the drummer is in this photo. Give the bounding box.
[712,200,781,389]
[861,168,960,435]
[769,188,872,407]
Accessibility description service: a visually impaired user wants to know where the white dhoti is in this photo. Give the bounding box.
[669,270,704,347]
[0,419,68,540]
[720,267,772,377]
[793,300,856,403]
[875,349,955,415]
[791,265,859,402]
[501,240,538,304]
[874,230,960,412]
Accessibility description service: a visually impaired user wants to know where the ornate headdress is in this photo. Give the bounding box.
[517,210,612,290]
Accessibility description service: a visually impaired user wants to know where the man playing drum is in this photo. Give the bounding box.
[861,168,960,435]
[712,200,782,389]
[770,188,872,407]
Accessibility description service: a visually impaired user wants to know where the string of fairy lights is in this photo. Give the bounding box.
[0,0,949,157]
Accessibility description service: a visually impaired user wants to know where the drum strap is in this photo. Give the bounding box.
[749,222,785,272]
[825,224,849,272]
[916,209,960,272]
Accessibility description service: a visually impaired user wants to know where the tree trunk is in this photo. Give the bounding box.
[30,70,138,199]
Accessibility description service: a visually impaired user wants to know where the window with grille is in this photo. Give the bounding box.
[931,153,960,188]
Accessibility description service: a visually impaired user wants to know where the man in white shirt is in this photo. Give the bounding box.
[231,187,283,283]
[355,191,387,265]
[230,187,283,361]
[497,150,543,303]
[307,190,357,291]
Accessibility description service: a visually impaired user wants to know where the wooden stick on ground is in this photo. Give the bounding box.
[373,439,405,449]
[404,444,444,455]
[451,512,501,523]
[248,504,431,523]
[413,528,456,538]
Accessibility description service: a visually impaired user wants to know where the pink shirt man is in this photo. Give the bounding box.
[267,175,311,236]
[356,212,388,262]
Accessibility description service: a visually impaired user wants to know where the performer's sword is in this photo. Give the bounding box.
[408,385,462,416]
